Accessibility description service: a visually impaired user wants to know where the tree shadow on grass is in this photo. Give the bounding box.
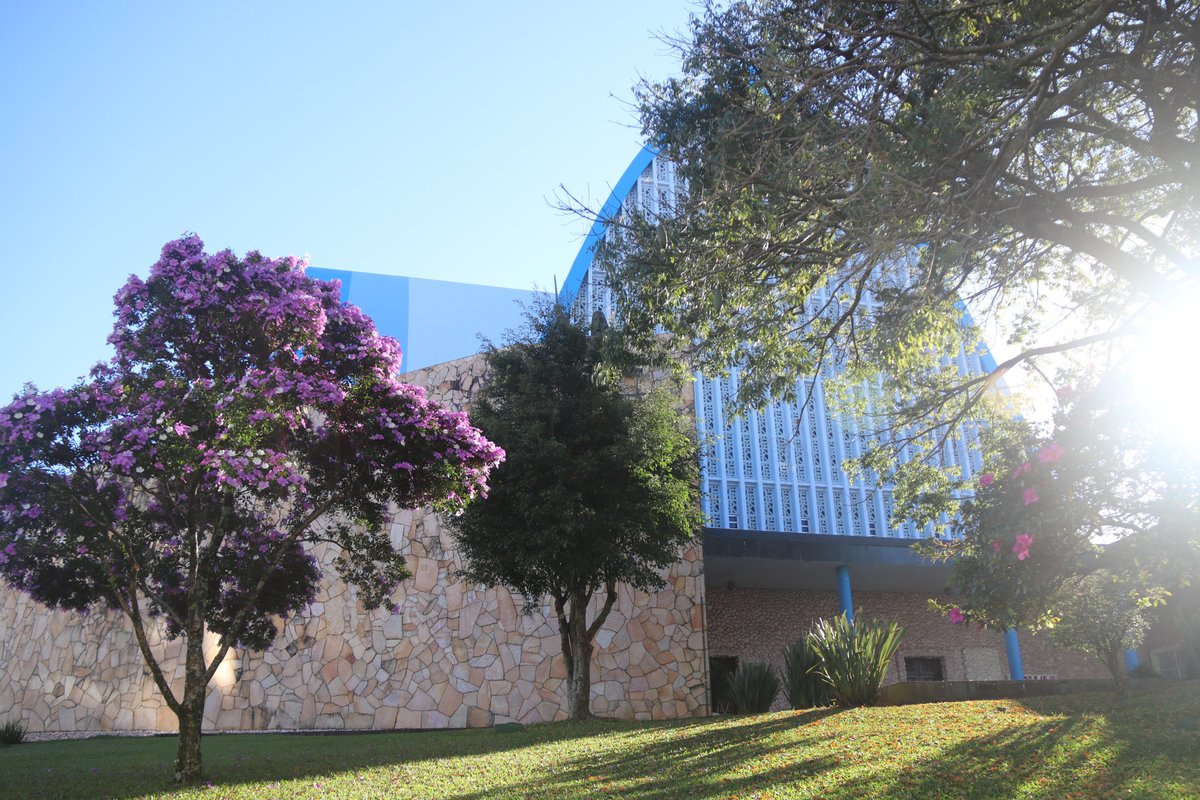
[438,685,1200,800]
[2,724,578,799]
[443,708,845,800]
[821,684,1200,800]
[9,685,1195,799]
[2,711,838,800]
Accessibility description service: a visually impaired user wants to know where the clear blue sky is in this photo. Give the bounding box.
[0,1,692,399]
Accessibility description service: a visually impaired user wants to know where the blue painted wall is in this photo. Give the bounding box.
[307,267,540,372]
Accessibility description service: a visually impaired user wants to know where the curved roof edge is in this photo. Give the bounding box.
[557,145,1001,377]
[558,144,657,308]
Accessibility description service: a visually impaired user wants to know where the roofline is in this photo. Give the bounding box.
[558,144,658,308]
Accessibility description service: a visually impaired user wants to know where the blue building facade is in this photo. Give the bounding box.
[559,147,990,542]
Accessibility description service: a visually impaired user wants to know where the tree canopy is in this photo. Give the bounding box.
[1045,571,1158,694]
[449,305,701,719]
[0,236,503,781]
[598,0,1197,474]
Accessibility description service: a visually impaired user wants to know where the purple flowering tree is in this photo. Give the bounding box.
[0,236,502,782]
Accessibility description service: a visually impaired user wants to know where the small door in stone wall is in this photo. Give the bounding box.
[963,647,1004,680]
[709,656,739,714]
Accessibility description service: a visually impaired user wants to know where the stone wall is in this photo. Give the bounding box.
[0,519,707,733]
[705,585,1110,708]
[0,353,710,733]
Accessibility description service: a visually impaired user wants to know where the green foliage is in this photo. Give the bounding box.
[1045,572,1159,690]
[448,302,702,717]
[808,614,905,707]
[725,662,780,714]
[590,0,1198,515]
[450,302,701,602]
[782,636,833,710]
[1,719,26,745]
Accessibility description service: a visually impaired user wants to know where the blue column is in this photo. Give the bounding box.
[1004,629,1024,680]
[1125,649,1140,673]
[835,565,854,623]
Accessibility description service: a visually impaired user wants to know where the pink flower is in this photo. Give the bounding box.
[1013,533,1033,561]
[173,422,191,437]
[1023,486,1040,505]
[1037,442,1065,463]
[979,472,995,488]
[948,607,966,624]
[992,540,1002,554]
[1012,462,1032,479]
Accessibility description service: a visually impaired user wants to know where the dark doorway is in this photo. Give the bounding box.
[710,656,739,713]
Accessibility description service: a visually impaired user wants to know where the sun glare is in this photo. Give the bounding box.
[1127,289,1200,449]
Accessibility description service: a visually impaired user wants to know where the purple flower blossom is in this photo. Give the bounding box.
[0,235,501,682]
[1037,442,1065,463]
[1013,533,1033,561]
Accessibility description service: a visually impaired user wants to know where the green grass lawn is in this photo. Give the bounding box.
[2,682,1197,799]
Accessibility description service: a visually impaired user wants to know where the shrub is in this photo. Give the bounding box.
[783,637,833,709]
[1129,663,1160,679]
[808,613,905,707]
[726,662,781,713]
[1,720,26,746]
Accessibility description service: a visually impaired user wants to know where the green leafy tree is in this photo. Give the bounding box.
[449,305,702,720]
[1045,572,1158,697]
[592,0,1197,512]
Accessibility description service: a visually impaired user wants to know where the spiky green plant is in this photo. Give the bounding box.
[1,720,26,746]
[783,636,833,709]
[726,662,781,713]
[808,613,904,707]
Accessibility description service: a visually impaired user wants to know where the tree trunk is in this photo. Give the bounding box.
[1103,646,1126,700]
[566,593,594,720]
[174,631,208,783]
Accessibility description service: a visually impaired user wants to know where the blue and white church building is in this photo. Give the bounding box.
[314,146,1111,698]
[0,149,1136,737]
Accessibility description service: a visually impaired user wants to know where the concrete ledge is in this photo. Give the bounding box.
[876,678,1166,706]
